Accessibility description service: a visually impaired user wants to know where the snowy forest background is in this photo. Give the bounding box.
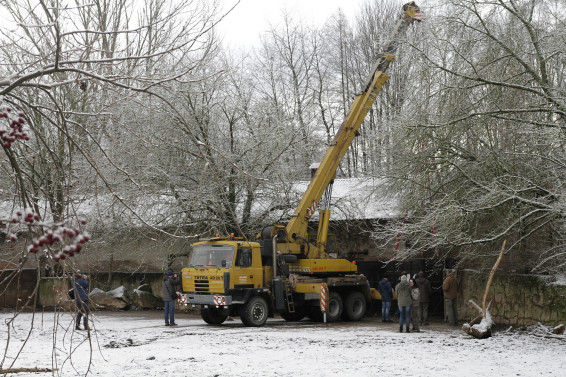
[1,0,566,275]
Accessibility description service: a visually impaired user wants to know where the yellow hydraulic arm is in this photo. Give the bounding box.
[277,2,423,258]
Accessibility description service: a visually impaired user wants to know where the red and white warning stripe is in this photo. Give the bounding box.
[306,200,318,218]
[177,293,187,304]
[320,284,328,312]
[213,295,226,306]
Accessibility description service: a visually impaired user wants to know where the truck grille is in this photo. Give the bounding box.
[194,279,209,293]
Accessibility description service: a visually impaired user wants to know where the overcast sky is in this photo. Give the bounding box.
[218,0,367,47]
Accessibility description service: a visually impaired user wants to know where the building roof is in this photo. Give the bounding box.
[0,178,400,232]
[291,177,400,221]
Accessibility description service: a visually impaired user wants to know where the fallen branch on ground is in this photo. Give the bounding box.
[0,368,56,374]
[463,240,505,339]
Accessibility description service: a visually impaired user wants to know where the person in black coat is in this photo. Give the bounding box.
[162,269,180,326]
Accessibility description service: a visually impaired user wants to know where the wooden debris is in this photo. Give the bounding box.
[463,240,505,339]
[0,368,55,374]
[526,322,566,340]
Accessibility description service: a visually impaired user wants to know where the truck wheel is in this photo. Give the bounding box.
[325,291,343,322]
[342,291,366,321]
[280,307,307,322]
[241,296,268,327]
[201,307,228,325]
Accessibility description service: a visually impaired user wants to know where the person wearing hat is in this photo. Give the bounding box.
[395,275,412,333]
[415,271,432,326]
[162,269,180,326]
[73,271,90,331]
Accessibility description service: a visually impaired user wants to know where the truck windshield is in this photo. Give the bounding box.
[189,244,235,268]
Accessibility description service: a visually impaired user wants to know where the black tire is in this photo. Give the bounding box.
[241,296,269,327]
[342,291,367,321]
[201,307,228,325]
[326,291,343,322]
[308,291,343,322]
[280,307,307,322]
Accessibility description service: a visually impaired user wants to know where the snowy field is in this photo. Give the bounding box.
[1,311,564,377]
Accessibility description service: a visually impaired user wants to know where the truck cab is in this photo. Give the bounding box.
[181,236,274,326]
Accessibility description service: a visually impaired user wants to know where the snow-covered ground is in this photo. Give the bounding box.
[1,311,564,376]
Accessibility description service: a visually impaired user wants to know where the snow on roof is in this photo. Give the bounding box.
[0,178,400,230]
[290,177,400,221]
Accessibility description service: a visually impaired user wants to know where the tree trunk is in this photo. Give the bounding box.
[463,240,505,339]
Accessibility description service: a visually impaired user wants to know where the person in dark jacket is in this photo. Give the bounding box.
[73,272,89,331]
[443,269,459,326]
[377,276,393,322]
[410,278,420,332]
[415,271,432,325]
[162,269,180,326]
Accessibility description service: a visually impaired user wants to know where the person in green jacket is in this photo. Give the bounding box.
[395,275,412,333]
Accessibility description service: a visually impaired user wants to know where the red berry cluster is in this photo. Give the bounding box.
[9,208,90,261]
[11,208,39,223]
[0,105,29,148]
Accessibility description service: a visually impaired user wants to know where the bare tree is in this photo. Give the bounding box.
[1,0,223,373]
[376,0,566,274]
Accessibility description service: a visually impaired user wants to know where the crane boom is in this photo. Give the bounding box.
[181,2,425,328]
[277,2,423,258]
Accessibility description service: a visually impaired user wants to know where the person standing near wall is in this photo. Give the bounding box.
[410,278,420,332]
[378,275,393,322]
[443,269,459,326]
[416,271,432,326]
[162,269,180,326]
[73,271,90,331]
[395,275,412,333]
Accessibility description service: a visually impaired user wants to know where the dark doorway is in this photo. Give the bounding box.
[355,258,448,318]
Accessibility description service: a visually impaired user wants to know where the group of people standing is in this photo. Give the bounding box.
[377,269,456,332]
[72,268,458,331]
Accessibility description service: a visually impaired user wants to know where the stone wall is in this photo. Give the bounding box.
[458,270,566,326]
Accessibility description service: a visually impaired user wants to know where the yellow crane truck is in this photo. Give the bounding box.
[180,2,423,327]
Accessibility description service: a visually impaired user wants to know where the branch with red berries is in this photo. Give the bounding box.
[0,101,29,149]
[8,208,90,262]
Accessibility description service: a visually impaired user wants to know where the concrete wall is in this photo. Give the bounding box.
[1,270,167,309]
[457,270,566,326]
[85,272,165,297]
[0,227,194,273]
[4,269,565,327]
[0,269,37,309]
[38,277,69,308]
